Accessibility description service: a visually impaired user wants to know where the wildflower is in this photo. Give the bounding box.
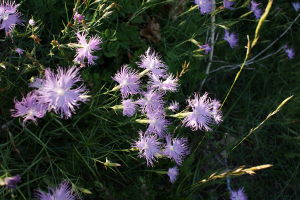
[149,74,178,92]
[137,90,164,114]
[28,18,35,26]
[11,92,48,124]
[199,44,211,54]
[112,65,141,98]
[133,131,161,166]
[182,93,222,131]
[284,46,295,59]
[74,32,101,66]
[230,188,248,200]
[224,30,238,48]
[163,136,189,165]
[138,48,167,77]
[223,0,235,10]
[194,0,214,14]
[292,2,300,12]
[2,175,21,189]
[35,181,76,200]
[15,47,24,55]
[73,12,84,23]
[146,111,169,137]
[122,99,137,117]
[250,1,262,19]
[0,0,23,35]
[167,101,179,112]
[211,99,223,124]
[167,166,179,183]
[36,66,89,119]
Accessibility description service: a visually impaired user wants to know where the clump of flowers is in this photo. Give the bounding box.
[74,32,102,66]
[12,66,89,123]
[35,181,76,200]
[0,0,23,35]
[112,48,223,183]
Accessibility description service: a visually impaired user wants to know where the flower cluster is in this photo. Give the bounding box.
[11,67,89,124]
[112,48,223,183]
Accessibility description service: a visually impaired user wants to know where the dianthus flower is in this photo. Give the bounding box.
[230,188,248,200]
[167,166,179,183]
[113,65,140,98]
[194,0,214,14]
[0,0,23,35]
[182,93,222,131]
[199,44,211,54]
[11,92,48,124]
[3,175,21,189]
[122,99,137,117]
[224,30,238,48]
[292,2,300,12]
[149,74,178,92]
[163,136,189,165]
[167,101,179,112]
[15,47,24,55]
[284,46,295,59]
[250,1,262,19]
[146,111,169,137]
[73,12,84,23]
[35,181,76,200]
[133,131,161,166]
[36,66,89,118]
[74,32,101,66]
[211,99,223,124]
[138,48,167,77]
[137,90,164,114]
[223,0,235,10]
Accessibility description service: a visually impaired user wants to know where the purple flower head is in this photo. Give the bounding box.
[163,136,189,165]
[74,32,101,66]
[138,48,167,77]
[167,101,179,112]
[28,18,35,26]
[211,99,223,124]
[137,90,164,114]
[224,30,238,48]
[36,66,89,119]
[15,47,24,55]
[168,166,179,183]
[250,1,262,19]
[133,131,162,166]
[183,93,222,131]
[149,74,178,92]
[223,0,235,10]
[284,46,295,59]
[3,175,21,189]
[194,0,214,14]
[146,111,169,137]
[0,0,23,36]
[292,2,300,12]
[74,12,84,23]
[230,188,248,200]
[35,181,76,200]
[122,99,137,117]
[199,44,211,54]
[11,92,48,124]
[113,65,141,98]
